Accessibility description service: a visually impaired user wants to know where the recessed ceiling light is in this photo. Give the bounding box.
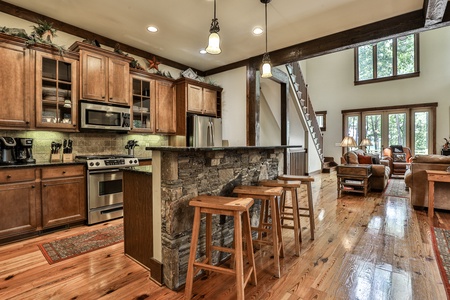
[200,49,207,54]
[147,26,158,33]
[253,27,263,35]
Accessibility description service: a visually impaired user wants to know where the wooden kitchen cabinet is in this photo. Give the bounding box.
[69,42,133,105]
[175,78,222,135]
[0,34,31,129]
[35,50,79,131]
[0,168,37,241]
[41,165,86,229]
[155,80,176,134]
[130,70,176,134]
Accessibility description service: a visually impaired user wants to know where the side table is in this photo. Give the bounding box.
[337,164,372,197]
[426,170,450,219]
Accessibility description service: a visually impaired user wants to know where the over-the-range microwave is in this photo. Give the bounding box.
[79,100,131,132]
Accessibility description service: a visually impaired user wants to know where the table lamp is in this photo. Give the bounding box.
[359,138,373,152]
[340,136,357,164]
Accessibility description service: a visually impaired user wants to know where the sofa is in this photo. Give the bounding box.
[382,146,413,176]
[341,149,391,190]
[404,155,450,210]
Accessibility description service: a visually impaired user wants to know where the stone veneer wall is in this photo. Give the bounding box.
[159,148,284,289]
[0,130,167,162]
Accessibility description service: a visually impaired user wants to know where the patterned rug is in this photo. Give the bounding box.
[383,179,409,198]
[38,223,123,264]
[431,227,450,298]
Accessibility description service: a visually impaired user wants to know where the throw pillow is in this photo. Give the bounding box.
[393,153,406,162]
[357,154,372,164]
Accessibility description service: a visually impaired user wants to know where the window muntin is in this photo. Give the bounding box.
[355,34,419,84]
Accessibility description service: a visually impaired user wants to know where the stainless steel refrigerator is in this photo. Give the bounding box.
[187,115,222,147]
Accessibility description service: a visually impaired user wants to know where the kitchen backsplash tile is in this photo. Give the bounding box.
[0,130,168,163]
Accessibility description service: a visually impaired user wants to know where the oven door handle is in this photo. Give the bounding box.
[88,169,121,174]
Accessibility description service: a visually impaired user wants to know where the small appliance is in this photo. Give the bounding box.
[0,136,16,165]
[79,100,131,132]
[15,138,36,164]
[187,115,223,147]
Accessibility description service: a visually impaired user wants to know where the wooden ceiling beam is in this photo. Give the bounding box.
[423,0,449,26]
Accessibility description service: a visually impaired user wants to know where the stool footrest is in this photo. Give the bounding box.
[193,262,236,276]
[211,245,235,255]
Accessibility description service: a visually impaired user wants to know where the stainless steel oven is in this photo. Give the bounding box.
[76,155,139,224]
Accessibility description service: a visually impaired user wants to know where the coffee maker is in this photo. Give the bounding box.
[0,137,16,165]
[15,138,36,164]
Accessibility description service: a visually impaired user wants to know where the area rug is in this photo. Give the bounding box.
[383,179,409,198]
[431,227,450,298]
[38,223,123,264]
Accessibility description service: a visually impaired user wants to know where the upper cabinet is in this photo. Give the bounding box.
[0,34,31,129]
[69,42,133,106]
[175,78,222,135]
[130,70,176,134]
[34,50,79,131]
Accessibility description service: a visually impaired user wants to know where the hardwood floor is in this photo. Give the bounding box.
[0,172,447,299]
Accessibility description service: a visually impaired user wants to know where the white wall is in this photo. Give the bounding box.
[260,78,282,146]
[209,67,247,146]
[305,26,450,162]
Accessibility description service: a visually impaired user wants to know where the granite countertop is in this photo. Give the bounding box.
[0,161,85,169]
[145,145,304,152]
[122,165,152,174]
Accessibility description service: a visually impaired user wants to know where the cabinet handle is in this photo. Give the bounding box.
[6,175,11,179]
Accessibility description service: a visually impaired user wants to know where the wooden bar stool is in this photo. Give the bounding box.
[233,185,284,278]
[278,175,315,240]
[185,195,257,300]
[260,179,302,256]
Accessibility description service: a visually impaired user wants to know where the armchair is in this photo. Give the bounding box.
[382,145,413,176]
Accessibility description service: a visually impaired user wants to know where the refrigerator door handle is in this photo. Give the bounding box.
[210,120,215,146]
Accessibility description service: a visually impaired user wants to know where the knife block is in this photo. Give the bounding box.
[50,153,61,162]
[63,153,73,162]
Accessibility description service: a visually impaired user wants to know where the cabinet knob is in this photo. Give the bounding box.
[102,96,105,99]
[43,184,47,187]
[31,185,35,189]
[6,175,11,179]
[110,97,113,100]
[26,121,30,125]
[73,124,77,127]
[62,171,66,174]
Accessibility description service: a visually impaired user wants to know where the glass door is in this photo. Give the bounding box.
[131,75,153,132]
[387,111,408,147]
[36,52,77,130]
[363,113,382,154]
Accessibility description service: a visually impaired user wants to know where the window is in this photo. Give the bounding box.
[315,111,327,131]
[355,34,419,84]
[342,103,436,156]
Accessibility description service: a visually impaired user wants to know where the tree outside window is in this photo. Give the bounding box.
[355,34,419,84]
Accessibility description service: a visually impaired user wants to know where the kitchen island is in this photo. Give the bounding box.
[124,146,303,289]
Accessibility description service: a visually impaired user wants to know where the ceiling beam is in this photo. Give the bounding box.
[423,0,449,26]
[206,6,450,75]
[0,0,203,75]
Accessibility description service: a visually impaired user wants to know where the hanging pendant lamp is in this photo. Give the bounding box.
[261,0,272,78]
[206,0,221,55]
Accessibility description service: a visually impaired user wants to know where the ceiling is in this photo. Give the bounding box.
[3,0,424,71]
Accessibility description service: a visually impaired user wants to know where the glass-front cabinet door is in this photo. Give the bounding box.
[36,52,78,130]
[131,74,154,132]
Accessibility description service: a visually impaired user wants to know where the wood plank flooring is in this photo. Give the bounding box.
[0,172,447,299]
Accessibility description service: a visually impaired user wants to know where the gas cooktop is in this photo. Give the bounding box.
[75,154,139,170]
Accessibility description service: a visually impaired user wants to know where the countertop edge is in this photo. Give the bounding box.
[145,145,304,152]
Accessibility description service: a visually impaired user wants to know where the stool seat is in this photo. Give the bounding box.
[185,195,257,300]
[233,185,284,278]
[277,175,315,241]
[260,179,301,188]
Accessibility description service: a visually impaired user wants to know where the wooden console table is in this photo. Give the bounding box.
[426,170,450,219]
[337,164,372,197]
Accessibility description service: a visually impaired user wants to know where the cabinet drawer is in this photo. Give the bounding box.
[41,165,84,179]
[0,168,35,183]
[337,165,372,176]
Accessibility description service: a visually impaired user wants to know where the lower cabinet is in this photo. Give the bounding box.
[41,175,86,229]
[0,181,38,239]
[0,165,86,243]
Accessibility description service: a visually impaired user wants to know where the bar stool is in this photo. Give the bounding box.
[259,179,302,256]
[233,185,284,278]
[278,175,315,240]
[185,195,257,300]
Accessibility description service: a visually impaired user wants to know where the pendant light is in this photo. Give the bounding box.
[206,0,221,55]
[261,0,272,78]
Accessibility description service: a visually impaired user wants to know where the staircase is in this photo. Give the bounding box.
[286,62,324,164]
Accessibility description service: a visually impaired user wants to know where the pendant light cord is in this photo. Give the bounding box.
[265,2,268,53]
